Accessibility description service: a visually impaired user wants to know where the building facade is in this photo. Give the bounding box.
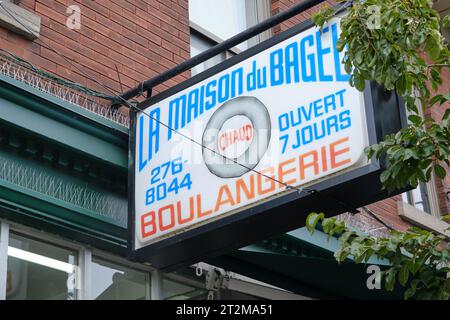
[0,0,448,300]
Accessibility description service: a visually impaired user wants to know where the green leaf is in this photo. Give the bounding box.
[380,170,391,183]
[336,36,347,52]
[322,217,337,236]
[311,7,336,31]
[353,72,366,91]
[408,115,422,126]
[306,212,324,235]
[399,265,410,287]
[430,94,444,106]
[339,231,354,246]
[419,269,434,287]
[384,268,398,291]
[424,35,441,60]
[443,14,450,28]
[434,164,447,179]
[304,1,450,300]
[404,288,416,300]
[444,108,450,120]
[407,260,422,275]
[335,249,349,263]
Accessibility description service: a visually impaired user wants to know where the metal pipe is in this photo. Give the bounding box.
[151,269,164,300]
[118,0,325,103]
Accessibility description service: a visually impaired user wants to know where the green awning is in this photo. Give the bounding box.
[210,227,404,300]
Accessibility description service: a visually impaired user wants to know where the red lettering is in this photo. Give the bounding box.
[214,185,235,212]
[236,176,255,203]
[218,124,254,152]
[141,211,156,239]
[321,145,328,171]
[257,167,276,195]
[158,205,175,231]
[330,137,351,169]
[299,150,319,180]
[278,158,297,186]
[177,197,194,224]
[197,194,213,218]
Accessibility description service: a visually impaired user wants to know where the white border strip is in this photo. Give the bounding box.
[0,222,9,300]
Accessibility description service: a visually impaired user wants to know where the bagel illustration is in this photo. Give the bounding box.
[202,96,271,178]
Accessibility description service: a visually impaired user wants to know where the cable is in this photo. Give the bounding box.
[0,2,312,196]
[0,2,364,215]
[0,48,121,103]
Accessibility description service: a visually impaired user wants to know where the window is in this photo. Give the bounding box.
[402,178,441,217]
[401,105,440,217]
[1,223,216,300]
[190,30,228,77]
[402,182,431,213]
[189,0,248,50]
[90,257,151,300]
[6,232,78,300]
[189,0,271,75]
[163,278,208,300]
[189,0,270,51]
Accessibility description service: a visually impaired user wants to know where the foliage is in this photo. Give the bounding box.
[312,0,450,191]
[308,0,450,300]
[367,117,450,191]
[306,213,450,300]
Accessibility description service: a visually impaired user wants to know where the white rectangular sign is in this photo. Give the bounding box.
[134,17,369,249]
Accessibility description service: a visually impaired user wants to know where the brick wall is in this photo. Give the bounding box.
[271,0,336,33]
[0,0,191,101]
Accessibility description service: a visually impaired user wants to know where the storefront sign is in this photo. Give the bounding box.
[129,15,405,269]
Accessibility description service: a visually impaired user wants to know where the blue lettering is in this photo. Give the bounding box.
[280,134,289,154]
[323,93,336,113]
[199,85,205,115]
[218,74,230,103]
[285,42,300,84]
[231,68,244,97]
[301,126,313,145]
[278,113,290,132]
[290,109,302,127]
[339,110,351,129]
[205,80,217,110]
[316,27,333,82]
[257,67,267,89]
[326,115,339,135]
[314,121,326,140]
[187,89,199,123]
[138,115,147,172]
[292,130,301,149]
[335,89,346,107]
[300,104,313,122]
[313,99,324,118]
[247,62,257,92]
[270,49,284,86]
[148,108,160,163]
[300,35,317,82]
[168,95,186,140]
[332,23,350,81]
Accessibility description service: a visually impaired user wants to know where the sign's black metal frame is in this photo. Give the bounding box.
[128,13,407,271]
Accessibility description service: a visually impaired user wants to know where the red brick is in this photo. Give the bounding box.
[35,2,67,25]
